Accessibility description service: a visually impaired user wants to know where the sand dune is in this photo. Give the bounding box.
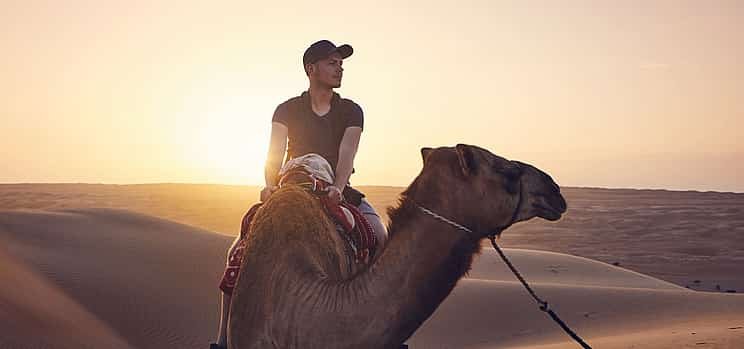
[415,272,744,348]
[1,208,233,349]
[0,248,133,349]
[468,248,683,290]
[1,206,742,348]
[515,320,744,349]
[410,248,744,348]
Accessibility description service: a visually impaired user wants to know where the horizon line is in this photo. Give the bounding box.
[0,181,741,195]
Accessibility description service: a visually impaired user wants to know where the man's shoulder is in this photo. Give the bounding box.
[277,94,304,108]
[272,94,305,125]
[337,95,363,114]
[337,94,361,107]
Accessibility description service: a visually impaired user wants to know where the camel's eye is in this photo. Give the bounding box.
[493,163,520,180]
[502,167,521,181]
[497,165,521,194]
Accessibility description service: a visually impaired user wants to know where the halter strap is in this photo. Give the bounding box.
[414,178,524,239]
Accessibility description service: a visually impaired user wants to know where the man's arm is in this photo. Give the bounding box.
[333,126,362,191]
[264,122,288,187]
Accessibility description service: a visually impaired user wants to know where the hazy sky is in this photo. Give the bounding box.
[2,0,743,192]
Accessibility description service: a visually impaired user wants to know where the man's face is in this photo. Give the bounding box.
[307,52,344,88]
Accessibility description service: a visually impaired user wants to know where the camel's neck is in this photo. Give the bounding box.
[350,199,481,346]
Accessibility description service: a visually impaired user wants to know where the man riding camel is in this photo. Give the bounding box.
[210,40,388,349]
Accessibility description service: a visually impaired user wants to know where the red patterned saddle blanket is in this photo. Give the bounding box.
[219,168,377,295]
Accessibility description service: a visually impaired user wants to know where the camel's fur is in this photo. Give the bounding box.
[228,144,567,349]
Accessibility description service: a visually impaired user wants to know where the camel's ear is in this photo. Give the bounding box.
[420,147,433,164]
[455,144,477,176]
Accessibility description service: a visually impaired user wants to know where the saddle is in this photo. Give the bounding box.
[219,167,377,295]
[281,167,376,258]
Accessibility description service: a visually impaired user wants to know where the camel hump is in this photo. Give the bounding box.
[262,185,378,264]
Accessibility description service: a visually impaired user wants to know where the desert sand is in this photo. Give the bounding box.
[1,183,742,348]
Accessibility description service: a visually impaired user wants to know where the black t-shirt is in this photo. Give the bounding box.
[272,91,363,172]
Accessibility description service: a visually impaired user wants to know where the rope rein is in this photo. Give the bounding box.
[415,198,593,349]
[487,236,593,349]
[417,205,474,234]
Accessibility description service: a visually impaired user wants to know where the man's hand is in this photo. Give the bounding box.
[260,186,278,202]
[326,185,343,204]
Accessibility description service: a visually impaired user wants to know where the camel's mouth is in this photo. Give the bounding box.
[532,202,564,221]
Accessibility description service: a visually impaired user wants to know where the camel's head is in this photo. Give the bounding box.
[418,144,566,237]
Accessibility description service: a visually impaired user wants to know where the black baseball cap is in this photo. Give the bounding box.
[302,40,354,66]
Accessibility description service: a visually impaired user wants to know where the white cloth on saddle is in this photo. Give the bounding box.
[279,153,335,185]
[278,153,355,229]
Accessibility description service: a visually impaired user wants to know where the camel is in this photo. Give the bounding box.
[227,144,567,349]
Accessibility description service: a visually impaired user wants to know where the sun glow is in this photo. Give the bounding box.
[197,120,265,184]
[175,85,274,185]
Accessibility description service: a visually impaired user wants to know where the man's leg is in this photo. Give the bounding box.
[212,234,242,348]
[357,198,387,251]
[214,292,231,348]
